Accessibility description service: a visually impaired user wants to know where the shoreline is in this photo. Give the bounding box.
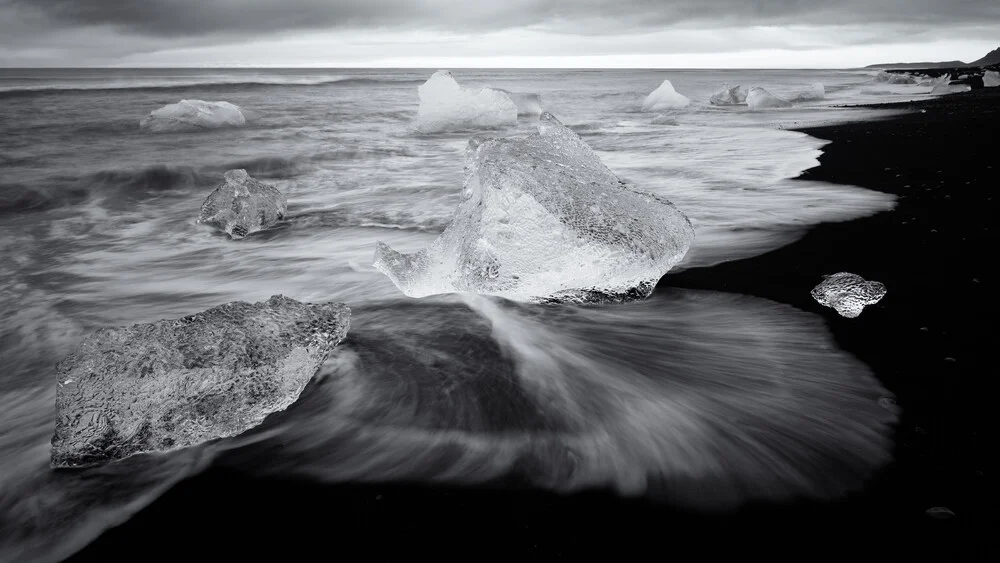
[65,91,997,561]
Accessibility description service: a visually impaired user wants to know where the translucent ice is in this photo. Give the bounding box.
[746,86,792,110]
[51,295,350,468]
[790,83,825,102]
[874,71,917,85]
[374,112,695,303]
[416,70,518,132]
[642,80,691,111]
[139,100,246,133]
[984,70,1000,87]
[198,169,287,239]
[709,83,748,105]
[810,272,886,318]
[492,89,543,116]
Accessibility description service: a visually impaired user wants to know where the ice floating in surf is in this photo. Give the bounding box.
[139,99,246,133]
[642,80,691,111]
[874,71,917,85]
[789,83,825,102]
[50,295,350,468]
[811,272,886,318]
[984,70,1000,88]
[709,83,748,105]
[198,169,287,239]
[746,86,792,110]
[416,70,518,132]
[374,112,695,303]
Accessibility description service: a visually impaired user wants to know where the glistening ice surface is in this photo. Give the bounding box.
[0,67,920,561]
[374,113,694,302]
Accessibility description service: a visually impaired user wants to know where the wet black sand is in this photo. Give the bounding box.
[67,90,999,562]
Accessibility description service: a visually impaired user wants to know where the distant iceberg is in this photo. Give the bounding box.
[492,89,543,116]
[416,70,518,132]
[746,86,792,110]
[642,80,691,111]
[789,83,825,102]
[374,112,695,303]
[983,70,1000,87]
[709,83,748,105]
[874,71,917,85]
[140,100,246,133]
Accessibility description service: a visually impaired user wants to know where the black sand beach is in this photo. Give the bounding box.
[66,90,998,562]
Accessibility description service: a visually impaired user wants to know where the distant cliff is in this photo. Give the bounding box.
[866,46,999,69]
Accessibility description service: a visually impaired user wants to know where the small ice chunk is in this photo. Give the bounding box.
[491,89,543,116]
[198,169,287,239]
[984,70,1000,87]
[925,507,955,519]
[874,71,917,85]
[746,86,792,110]
[140,99,246,133]
[416,70,518,132]
[373,112,695,303]
[709,83,748,105]
[789,83,825,102]
[642,80,691,111]
[811,272,886,318]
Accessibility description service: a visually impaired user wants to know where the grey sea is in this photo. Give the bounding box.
[0,67,942,561]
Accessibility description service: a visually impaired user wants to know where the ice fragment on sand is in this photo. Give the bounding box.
[984,70,1000,88]
[931,82,972,95]
[709,83,748,105]
[198,169,287,239]
[140,99,246,133]
[810,272,886,318]
[746,86,792,110]
[374,113,695,303]
[416,70,518,132]
[642,80,691,111]
[50,295,351,468]
[925,507,955,519]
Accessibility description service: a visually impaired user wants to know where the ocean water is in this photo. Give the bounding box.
[0,68,938,561]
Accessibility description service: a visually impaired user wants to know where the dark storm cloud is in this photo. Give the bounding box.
[8,0,1000,38]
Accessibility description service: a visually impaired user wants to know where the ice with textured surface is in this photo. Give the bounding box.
[709,83,748,105]
[416,70,518,132]
[198,169,288,239]
[811,272,886,318]
[50,295,351,468]
[139,99,245,132]
[374,112,695,303]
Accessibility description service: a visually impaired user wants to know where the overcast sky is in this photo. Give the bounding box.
[1,0,997,68]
